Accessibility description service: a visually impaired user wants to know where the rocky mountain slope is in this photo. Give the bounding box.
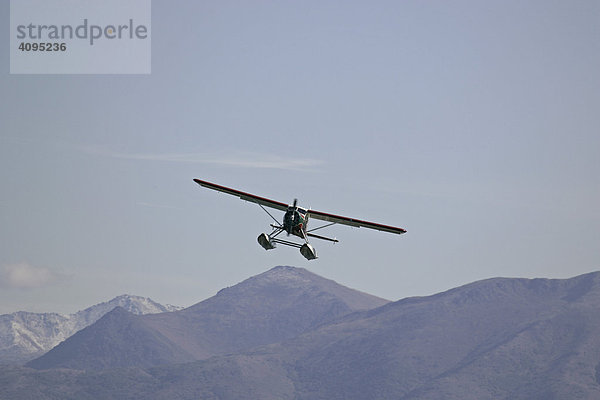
[3,269,600,399]
[0,295,181,365]
[27,266,389,370]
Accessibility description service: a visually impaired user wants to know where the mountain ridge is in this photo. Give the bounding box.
[0,294,182,365]
[27,265,390,370]
[5,269,600,399]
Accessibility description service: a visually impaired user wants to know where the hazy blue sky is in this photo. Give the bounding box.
[1,0,599,313]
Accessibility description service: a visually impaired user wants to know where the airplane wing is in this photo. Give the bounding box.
[307,209,407,235]
[194,178,406,234]
[193,179,289,211]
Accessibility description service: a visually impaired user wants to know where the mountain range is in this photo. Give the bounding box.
[27,265,388,370]
[1,266,600,399]
[0,294,181,365]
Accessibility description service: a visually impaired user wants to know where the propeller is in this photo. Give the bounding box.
[287,198,299,236]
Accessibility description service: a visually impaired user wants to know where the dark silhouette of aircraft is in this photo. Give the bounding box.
[194,178,406,260]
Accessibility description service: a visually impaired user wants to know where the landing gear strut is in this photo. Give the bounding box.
[257,228,318,260]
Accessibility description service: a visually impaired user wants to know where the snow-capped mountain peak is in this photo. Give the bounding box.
[0,295,182,365]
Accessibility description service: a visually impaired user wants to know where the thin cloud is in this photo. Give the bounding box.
[85,146,323,171]
[0,263,61,289]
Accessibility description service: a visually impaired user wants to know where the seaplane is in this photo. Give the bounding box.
[193,178,406,260]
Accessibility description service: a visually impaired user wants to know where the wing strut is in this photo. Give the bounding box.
[306,222,337,233]
[259,203,281,225]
